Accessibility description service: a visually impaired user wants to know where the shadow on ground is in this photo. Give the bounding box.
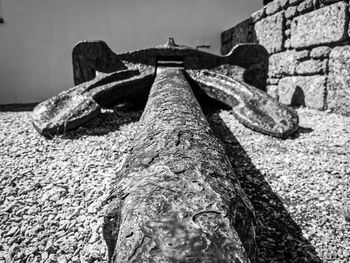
[57,100,147,140]
[290,126,314,139]
[0,103,38,112]
[203,104,321,263]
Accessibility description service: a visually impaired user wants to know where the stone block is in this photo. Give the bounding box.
[267,85,279,99]
[297,0,314,13]
[278,76,326,109]
[230,18,254,47]
[285,19,292,27]
[296,50,310,60]
[310,46,331,58]
[327,46,350,114]
[296,59,327,75]
[269,50,310,77]
[254,11,285,54]
[267,78,280,85]
[279,0,289,9]
[266,1,282,15]
[285,6,298,19]
[291,2,348,48]
[289,0,303,5]
[284,39,292,49]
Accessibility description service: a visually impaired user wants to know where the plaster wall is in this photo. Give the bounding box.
[0,0,261,104]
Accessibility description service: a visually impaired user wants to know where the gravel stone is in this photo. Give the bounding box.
[0,102,349,262]
[0,104,143,262]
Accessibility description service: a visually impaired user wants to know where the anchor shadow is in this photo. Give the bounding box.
[0,103,38,112]
[202,102,321,263]
[58,98,146,140]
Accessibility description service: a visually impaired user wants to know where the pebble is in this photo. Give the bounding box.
[57,255,68,263]
[5,226,19,237]
[1,104,349,263]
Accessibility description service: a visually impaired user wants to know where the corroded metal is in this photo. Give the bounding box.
[103,67,256,262]
[188,69,299,138]
[32,38,299,138]
[31,38,301,262]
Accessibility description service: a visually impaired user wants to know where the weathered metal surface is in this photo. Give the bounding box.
[188,69,299,138]
[103,67,256,262]
[32,38,299,138]
[32,69,154,137]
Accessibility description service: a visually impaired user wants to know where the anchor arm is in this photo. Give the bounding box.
[187,68,299,139]
[32,67,155,137]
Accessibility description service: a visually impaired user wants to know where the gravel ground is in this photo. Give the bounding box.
[0,103,349,263]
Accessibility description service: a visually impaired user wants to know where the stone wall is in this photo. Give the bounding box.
[221,0,350,115]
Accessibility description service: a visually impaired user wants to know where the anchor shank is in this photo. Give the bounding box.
[103,67,256,262]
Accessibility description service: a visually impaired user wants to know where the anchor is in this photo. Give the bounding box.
[32,38,299,262]
[32,38,298,139]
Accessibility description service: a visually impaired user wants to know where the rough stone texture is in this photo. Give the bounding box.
[310,46,331,58]
[285,6,298,18]
[103,68,256,262]
[285,19,292,27]
[278,76,326,109]
[188,69,299,138]
[269,50,309,77]
[284,39,292,49]
[229,19,254,48]
[266,85,279,99]
[265,1,281,15]
[267,78,280,85]
[289,0,304,5]
[327,46,350,115]
[297,0,314,13]
[279,0,289,9]
[254,11,285,54]
[250,8,265,23]
[291,2,348,48]
[295,59,327,75]
[3,105,350,263]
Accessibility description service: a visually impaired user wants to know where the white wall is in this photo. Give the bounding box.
[0,0,261,104]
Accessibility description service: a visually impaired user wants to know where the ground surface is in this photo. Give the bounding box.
[0,104,349,263]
